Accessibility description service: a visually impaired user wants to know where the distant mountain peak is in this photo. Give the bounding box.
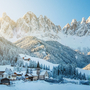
[86,16,90,23]
[81,17,86,24]
[62,16,90,36]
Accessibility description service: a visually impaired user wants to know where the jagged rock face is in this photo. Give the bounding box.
[86,16,90,23]
[0,12,16,38]
[0,11,90,39]
[62,17,90,36]
[14,36,90,68]
[83,63,90,70]
[16,12,61,39]
[0,12,61,40]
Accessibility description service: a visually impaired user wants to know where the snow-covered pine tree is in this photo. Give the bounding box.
[37,62,40,68]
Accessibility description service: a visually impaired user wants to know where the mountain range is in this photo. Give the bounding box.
[0,11,90,68]
[0,12,90,54]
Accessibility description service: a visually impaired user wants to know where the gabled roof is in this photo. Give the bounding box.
[40,70,48,75]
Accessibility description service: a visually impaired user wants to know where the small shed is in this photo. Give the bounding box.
[25,74,29,80]
[1,78,10,85]
[25,74,33,81]
[22,56,31,61]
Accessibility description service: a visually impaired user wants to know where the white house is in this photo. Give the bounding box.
[39,70,49,80]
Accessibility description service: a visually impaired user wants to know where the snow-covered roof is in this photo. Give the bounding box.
[40,70,47,75]
[19,54,31,60]
[3,72,7,75]
[14,71,23,75]
[27,74,32,77]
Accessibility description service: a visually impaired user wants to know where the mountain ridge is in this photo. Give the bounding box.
[0,11,90,54]
[14,36,90,68]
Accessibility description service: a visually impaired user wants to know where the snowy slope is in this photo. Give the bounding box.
[19,54,58,70]
[76,68,90,78]
[57,32,90,54]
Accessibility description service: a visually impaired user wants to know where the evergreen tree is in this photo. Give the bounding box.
[78,72,82,80]
[40,64,43,69]
[82,73,86,80]
[48,66,50,70]
[37,62,40,68]
[43,64,45,70]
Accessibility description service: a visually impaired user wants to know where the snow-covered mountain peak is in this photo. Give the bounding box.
[0,11,62,41]
[71,19,77,25]
[81,17,86,24]
[86,16,90,23]
[2,12,7,17]
[63,23,70,29]
[62,16,90,36]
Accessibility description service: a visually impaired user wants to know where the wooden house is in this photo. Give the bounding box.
[22,56,31,61]
[0,71,5,78]
[25,74,29,80]
[12,74,17,80]
[7,75,12,80]
[17,74,22,78]
[0,78,10,85]
[25,74,33,81]
[32,71,38,81]
[0,71,5,74]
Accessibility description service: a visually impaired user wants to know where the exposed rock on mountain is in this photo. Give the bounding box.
[83,63,90,70]
[86,16,90,23]
[0,12,61,40]
[14,36,90,68]
[0,12,16,38]
[62,17,90,36]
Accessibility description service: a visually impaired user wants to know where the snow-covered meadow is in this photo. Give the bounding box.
[0,80,90,90]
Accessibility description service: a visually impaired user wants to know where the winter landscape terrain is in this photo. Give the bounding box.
[0,9,90,90]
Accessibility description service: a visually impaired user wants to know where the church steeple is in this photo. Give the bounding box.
[37,62,40,79]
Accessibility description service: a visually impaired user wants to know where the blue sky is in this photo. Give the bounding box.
[0,0,90,28]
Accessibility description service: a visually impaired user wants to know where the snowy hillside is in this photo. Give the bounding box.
[14,36,90,68]
[0,37,29,65]
[19,54,58,70]
[58,32,90,54]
